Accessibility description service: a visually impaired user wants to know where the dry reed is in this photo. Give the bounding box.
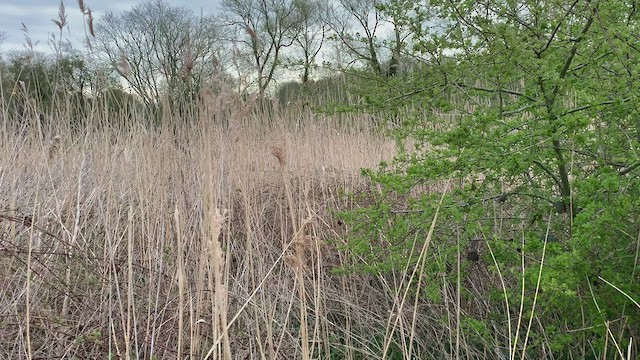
[0,93,406,358]
[0,46,605,358]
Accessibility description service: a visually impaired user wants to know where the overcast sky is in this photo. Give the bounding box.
[0,0,222,53]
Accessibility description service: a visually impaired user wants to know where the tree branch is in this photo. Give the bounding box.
[453,82,538,103]
[561,97,632,117]
[532,159,563,190]
[619,161,640,176]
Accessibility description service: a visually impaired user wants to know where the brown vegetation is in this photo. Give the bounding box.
[0,101,406,358]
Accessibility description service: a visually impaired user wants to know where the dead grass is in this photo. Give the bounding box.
[0,91,607,359]
[0,102,414,359]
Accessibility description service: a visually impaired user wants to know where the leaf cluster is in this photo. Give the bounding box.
[338,0,640,356]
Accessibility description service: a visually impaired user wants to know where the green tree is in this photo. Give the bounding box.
[3,51,89,119]
[341,0,640,357]
[1,49,138,129]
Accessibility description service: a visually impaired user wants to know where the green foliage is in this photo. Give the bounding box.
[276,75,356,109]
[0,49,149,128]
[339,0,640,357]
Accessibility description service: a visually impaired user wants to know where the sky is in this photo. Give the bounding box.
[0,0,222,53]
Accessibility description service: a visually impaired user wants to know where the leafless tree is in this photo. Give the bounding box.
[222,0,305,96]
[327,0,386,75]
[327,0,415,76]
[95,0,223,105]
[290,0,328,83]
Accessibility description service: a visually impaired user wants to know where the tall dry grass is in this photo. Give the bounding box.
[1,92,595,359]
[0,92,418,359]
[3,89,635,359]
[5,91,635,359]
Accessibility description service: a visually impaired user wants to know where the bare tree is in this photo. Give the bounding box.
[222,0,304,96]
[290,0,328,83]
[327,0,414,77]
[327,0,385,75]
[95,0,223,105]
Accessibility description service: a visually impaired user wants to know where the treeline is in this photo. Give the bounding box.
[0,50,141,125]
[0,0,419,128]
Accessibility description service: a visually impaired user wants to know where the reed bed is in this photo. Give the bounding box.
[0,103,418,359]
[0,87,582,359]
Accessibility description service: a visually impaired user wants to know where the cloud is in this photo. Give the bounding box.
[0,2,97,53]
[0,0,222,54]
